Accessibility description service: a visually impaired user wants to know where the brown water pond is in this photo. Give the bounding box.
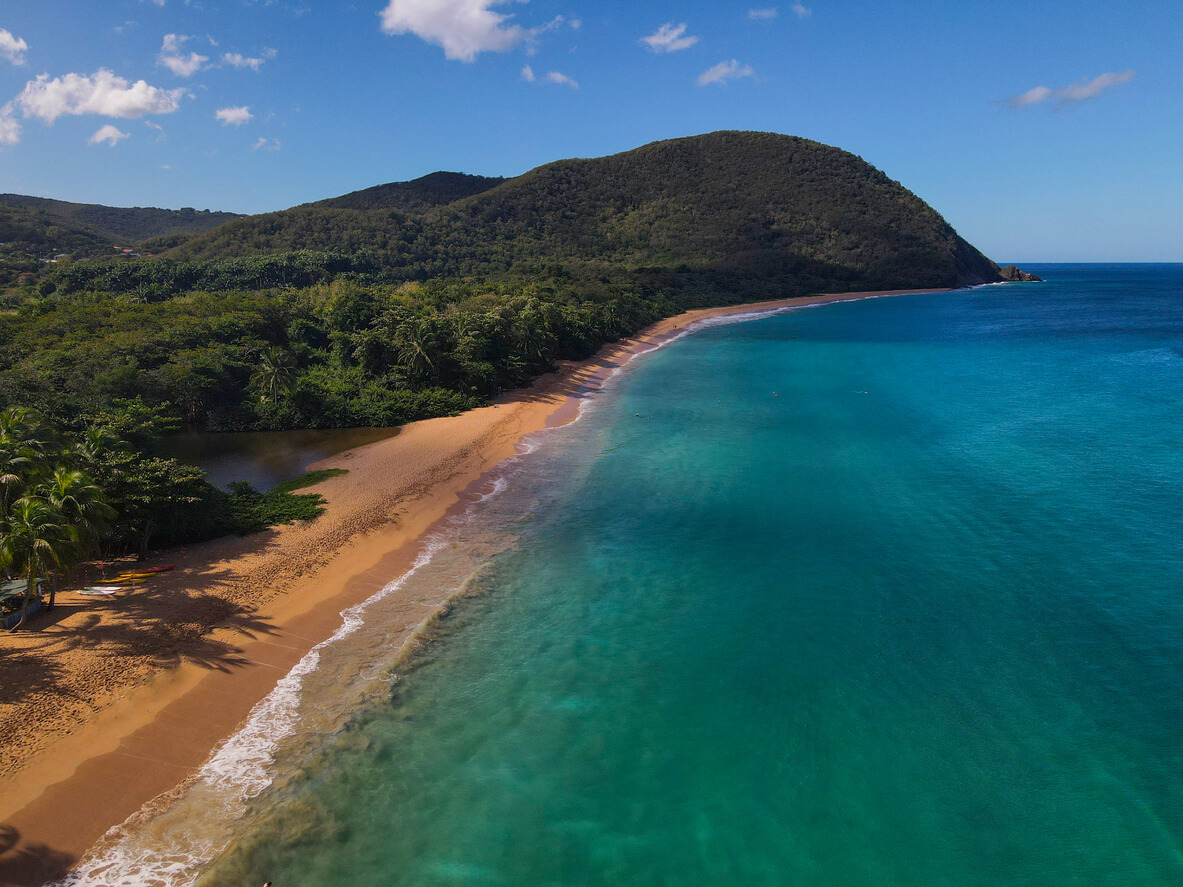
[161,426,399,492]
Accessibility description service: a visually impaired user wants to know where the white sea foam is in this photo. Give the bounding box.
[477,475,510,502]
[56,536,450,887]
[57,398,593,886]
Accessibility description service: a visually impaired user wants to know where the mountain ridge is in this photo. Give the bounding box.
[166,131,1012,292]
[304,171,506,213]
[0,193,242,248]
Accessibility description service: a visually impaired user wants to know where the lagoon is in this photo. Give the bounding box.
[161,426,399,491]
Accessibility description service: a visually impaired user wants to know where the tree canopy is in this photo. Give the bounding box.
[0,131,1025,561]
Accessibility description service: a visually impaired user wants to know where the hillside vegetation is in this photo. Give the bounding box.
[0,194,243,289]
[4,131,1017,430]
[308,171,505,213]
[167,131,999,292]
[0,194,242,245]
[0,130,1024,555]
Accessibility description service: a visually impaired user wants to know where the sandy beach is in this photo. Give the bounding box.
[0,288,946,886]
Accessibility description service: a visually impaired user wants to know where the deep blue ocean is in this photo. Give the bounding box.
[188,265,1183,887]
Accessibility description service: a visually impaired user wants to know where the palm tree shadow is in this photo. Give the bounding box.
[0,826,75,887]
[0,554,284,706]
[0,645,72,705]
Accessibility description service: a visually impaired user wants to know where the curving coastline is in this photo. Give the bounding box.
[0,287,947,886]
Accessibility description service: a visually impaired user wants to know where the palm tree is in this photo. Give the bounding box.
[0,408,52,520]
[250,345,298,404]
[73,426,122,469]
[1,497,71,631]
[513,299,558,365]
[44,467,114,554]
[393,317,439,382]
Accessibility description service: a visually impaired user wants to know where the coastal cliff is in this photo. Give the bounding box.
[998,264,1043,282]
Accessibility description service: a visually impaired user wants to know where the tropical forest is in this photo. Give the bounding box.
[1,131,1022,592]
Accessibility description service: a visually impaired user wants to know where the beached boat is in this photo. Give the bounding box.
[1,578,47,629]
[113,565,174,581]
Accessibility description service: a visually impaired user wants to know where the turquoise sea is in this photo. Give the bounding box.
[80,266,1183,886]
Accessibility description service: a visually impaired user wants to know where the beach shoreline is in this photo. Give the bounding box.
[0,287,947,886]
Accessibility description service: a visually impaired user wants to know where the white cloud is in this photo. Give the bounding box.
[378,0,528,62]
[0,105,20,145]
[160,53,206,77]
[252,136,281,151]
[88,124,129,146]
[789,1,811,18]
[522,66,577,88]
[697,59,756,86]
[0,28,28,65]
[216,105,253,126]
[1004,70,1135,108]
[223,52,262,70]
[141,0,166,6]
[1008,85,1053,107]
[223,50,274,70]
[15,69,185,123]
[747,8,778,19]
[158,34,209,77]
[544,70,578,89]
[641,23,698,53]
[532,16,559,34]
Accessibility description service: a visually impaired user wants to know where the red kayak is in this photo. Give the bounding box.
[139,564,176,574]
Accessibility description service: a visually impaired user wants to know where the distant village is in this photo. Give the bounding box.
[43,245,155,263]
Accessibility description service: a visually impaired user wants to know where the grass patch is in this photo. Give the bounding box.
[268,468,348,495]
[226,469,349,535]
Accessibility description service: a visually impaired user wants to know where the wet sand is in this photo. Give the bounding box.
[0,288,946,885]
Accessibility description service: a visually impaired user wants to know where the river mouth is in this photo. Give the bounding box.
[160,426,400,490]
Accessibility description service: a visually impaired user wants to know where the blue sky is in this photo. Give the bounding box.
[0,0,1178,261]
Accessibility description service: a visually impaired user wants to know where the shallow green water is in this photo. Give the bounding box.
[205,267,1183,886]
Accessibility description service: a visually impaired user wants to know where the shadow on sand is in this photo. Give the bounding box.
[0,533,290,886]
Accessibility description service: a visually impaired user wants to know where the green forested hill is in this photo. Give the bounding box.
[3,131,1022,439]
[308,171,505,212]
[0,194,246,288]
[0,202,107,252]
[0,132,1025,552]
[170,131,1001,291]
[0,194,242,253]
